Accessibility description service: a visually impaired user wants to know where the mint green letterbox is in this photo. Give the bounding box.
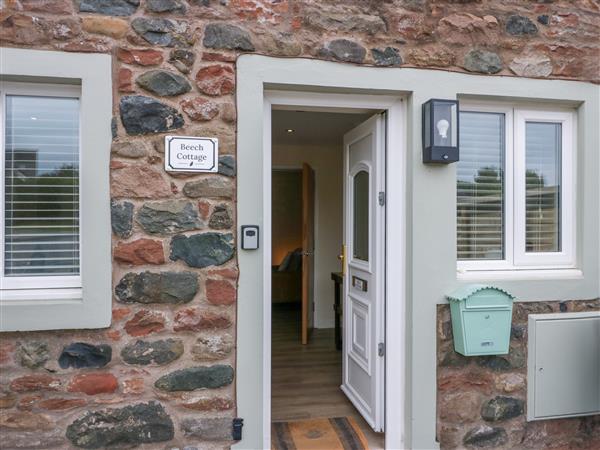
[446,285,515,356]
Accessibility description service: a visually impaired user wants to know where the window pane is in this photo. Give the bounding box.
[4,95,80,276]
[457,112,505,260]
[525,122,561,253]
[353,170,369,261]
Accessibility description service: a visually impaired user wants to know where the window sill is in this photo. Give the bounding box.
[1,288,83,304]
[457,268,583,281]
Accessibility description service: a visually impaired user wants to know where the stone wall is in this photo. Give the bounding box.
[437,299,600,449]
[0,0,598,448]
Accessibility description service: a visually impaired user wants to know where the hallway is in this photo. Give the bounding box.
[271,303,385,449]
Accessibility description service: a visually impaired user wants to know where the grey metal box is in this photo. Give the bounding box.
[527,311,600,421]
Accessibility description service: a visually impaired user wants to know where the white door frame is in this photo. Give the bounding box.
[260,90,406,449]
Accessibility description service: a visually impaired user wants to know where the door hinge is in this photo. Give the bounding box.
[378,342,385,357]
[232,418,244,441]
[378,191,385,206]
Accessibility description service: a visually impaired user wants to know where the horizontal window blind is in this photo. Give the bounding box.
[457,112,505,260]
[4,95,80,277]
[525,122,561,253]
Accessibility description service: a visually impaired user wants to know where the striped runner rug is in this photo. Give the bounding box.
[271,417,369,450]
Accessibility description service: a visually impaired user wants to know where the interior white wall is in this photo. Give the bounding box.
[273,143,342,328]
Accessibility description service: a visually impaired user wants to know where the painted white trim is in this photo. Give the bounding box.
[514,109,576,267]
[259,90,406,449]
[0,48,112,332]
[0,82,82,292]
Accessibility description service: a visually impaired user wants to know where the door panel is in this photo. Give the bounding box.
[301,163,315,345]
[341,114,385,432]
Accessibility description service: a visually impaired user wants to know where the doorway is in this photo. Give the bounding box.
[270,107,386,449]
[235,83,406,449]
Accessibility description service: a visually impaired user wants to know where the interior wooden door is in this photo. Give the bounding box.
[301,163,315,345]
[341,114,386,431]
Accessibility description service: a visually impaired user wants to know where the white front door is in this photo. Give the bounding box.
[341,114,386,432]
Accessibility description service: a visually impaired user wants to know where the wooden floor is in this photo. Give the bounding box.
[271,303,385,450]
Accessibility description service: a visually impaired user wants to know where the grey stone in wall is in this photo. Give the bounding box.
[463,425,508,447]
[218,155,236,177]
[136,70,191,96]
[120,95,184,135]
[66,402,174,448]
[506,15,538,36]
[136,200,201,235]
[464,49,503,74]
[183,176,234,198]
[155,365,234,391]
[146,0,186,14]
[372,47,402,66]
[481,396,524,422]
[209,205,233,230]
[131,18,192,47]
[320,39,366,64]
[170,233,234,268]
[58,343,112,369]
[121,339,184,366]
[203,23,255,51]
[16,341,50,369]
[111,201,134,238]
[115,271,198,304]
[79,0,139,16]
[169,49,195,74]
[181,417,233,440]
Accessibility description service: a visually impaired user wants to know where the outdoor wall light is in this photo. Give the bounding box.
[422,99,459,164]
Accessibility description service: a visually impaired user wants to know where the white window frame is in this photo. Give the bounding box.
[1,82,82,292]
[514,109,575,267]
[457,102,576,274]
[0,48,112,331]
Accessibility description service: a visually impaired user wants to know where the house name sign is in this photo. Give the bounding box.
[164,136,219,173]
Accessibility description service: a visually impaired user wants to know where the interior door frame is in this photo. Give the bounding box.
[261,90,406,449]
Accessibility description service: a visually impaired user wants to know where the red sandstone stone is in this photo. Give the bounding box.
[173,308,232,332]
[198,200,211,220]
[0,411,53,430]
[111,164,172,199]
[16,0,73,14]
[0,392,17,409]
[117,48,164,66]
[38,398,87,411]
[17,394,41,411]
[10,375,61,393]
[110,160,127,169]
[0,341,15,365]
[68,373,118,395]
[59,38,110,53]
[123,377,145,395]
[206,279,236,306]
[114,238,165,266]
[438,370,494,394]
[106,330,121,341]
[180,97,220,122]
[125,310,166,337]
[112,307,131,321]
[195,65,235,97]
[0,14,50,45]
[202,52,237,63]
[439,391,483,423]
[118,68,134,93]
[180,396,233,411]
[208,268,239,280]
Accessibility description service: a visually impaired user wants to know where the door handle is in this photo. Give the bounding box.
[338,244,346,277]
[301,251,314,256]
